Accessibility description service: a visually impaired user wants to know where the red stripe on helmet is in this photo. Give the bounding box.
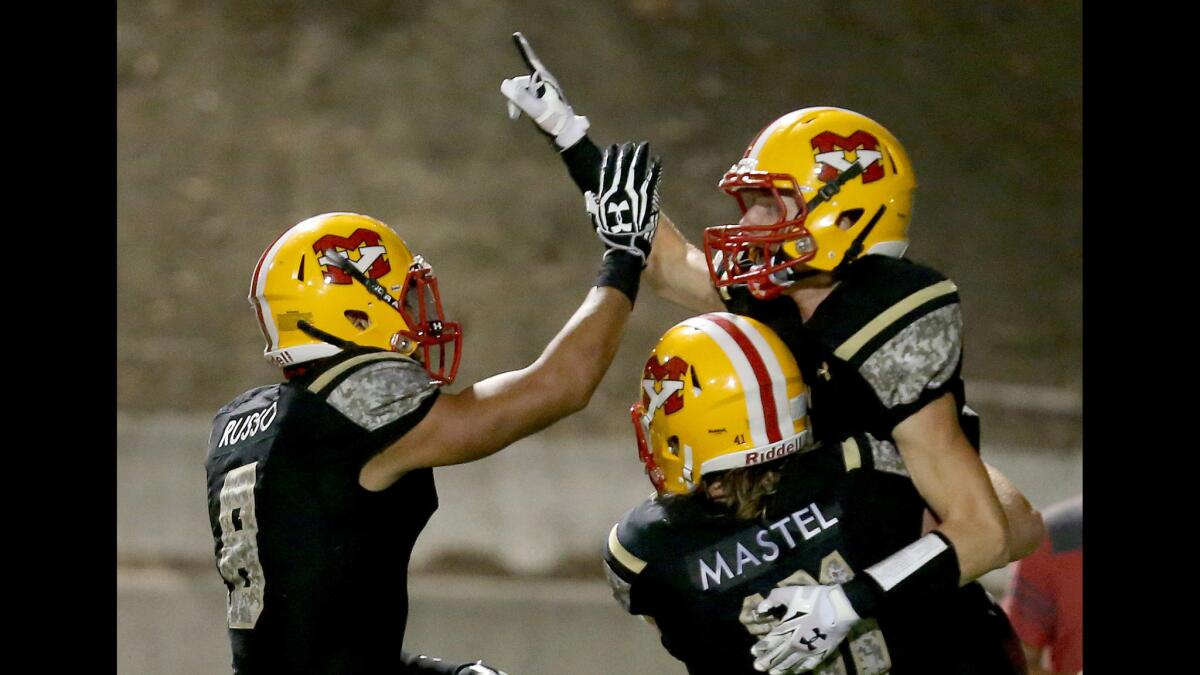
[704,314,782,443]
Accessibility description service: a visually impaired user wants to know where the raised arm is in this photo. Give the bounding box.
[359,142,662,490]
[501,31,721,314]
[360,285,631,489]
[645,213,725,312]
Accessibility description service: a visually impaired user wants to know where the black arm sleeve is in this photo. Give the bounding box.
[841,531,961,618]
[560,135,602,195]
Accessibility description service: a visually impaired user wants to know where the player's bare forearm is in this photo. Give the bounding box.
[893,394,1011,583]
[504,285,633,421]
[645,213,724,312]
[359,286,630,487]
[920,463,1045,563]
[985,463,1045,561]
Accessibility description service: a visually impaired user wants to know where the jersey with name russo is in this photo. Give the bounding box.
[724,255,978,449]
[204,347,440,674]
[604,432,1024,675]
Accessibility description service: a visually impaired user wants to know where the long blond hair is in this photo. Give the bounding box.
[698,462,783,521]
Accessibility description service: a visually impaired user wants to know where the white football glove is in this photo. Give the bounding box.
[499,31,590,150]
[585,141,662,265]
[750,584,861,674]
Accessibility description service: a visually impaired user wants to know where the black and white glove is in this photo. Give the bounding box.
[588,142,662,305]
[749,584,861,674]
[587,142,662,265]
[500,31,590,151]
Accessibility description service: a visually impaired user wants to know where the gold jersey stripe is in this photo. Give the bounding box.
[307,352,412,394]
[834,280,958,361]
[842,437,862,471]
[607,524,647,574]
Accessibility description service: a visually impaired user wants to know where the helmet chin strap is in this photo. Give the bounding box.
[764,161,867,289]
[292,249,400,352]
[737,161,870,295]
[833,204,887,277]
[322,248,403,309]
[805,161,864,211]
[799,160,888,278]
[767,251,824,288]
[296,319,359,350]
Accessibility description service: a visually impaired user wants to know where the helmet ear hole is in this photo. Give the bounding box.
[837,208,865,231]
[667,435,681,458]
[344,310,370,331]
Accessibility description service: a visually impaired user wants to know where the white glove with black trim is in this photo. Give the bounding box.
[585,141,662,266]
[750,584,861,674]
[500,31,590,150]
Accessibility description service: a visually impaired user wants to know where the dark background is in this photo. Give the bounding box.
[117,0,1081,440]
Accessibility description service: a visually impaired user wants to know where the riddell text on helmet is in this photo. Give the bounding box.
[743,437,803,466]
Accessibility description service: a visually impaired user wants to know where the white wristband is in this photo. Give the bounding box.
[864,532,949,591]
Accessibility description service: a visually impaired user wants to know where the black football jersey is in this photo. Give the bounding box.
[205,348,441,674]
[604,434,1021,675]
[724,255,980,449]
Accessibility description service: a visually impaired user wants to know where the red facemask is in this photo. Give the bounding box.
[393,261,463,385]
[630,402,667,494]
[703,170,815,300]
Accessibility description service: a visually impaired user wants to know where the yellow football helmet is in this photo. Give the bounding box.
[631,312,812,495]
[248,212,462,383]
[704,107,916,298]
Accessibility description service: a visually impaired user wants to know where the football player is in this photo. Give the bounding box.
[205,143,662,673]
[501,33,1043,673]
[605,314,1027,674]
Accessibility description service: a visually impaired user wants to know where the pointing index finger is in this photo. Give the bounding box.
[511,32,543,74]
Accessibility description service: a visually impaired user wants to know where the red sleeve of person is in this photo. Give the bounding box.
[1003,494,1082,675]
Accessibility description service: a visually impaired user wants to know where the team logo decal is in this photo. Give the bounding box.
[312,228,391,284]
[811,131,885,184]
[642,355,690,417]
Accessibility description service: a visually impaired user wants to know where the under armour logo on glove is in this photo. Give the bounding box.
[750,584,862,674]
[585,141,663,266]
[796,628,828,652]
[607,201,633,232]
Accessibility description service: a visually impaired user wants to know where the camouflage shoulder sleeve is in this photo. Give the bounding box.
[856,301,963,410]
[817,259,963,413]
[311,353,438,432]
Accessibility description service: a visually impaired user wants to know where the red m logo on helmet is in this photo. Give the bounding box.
[811,131,885,184]
[312,228,392,284]
[642,355,690,416]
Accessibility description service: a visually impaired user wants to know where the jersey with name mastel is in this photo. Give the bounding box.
[605,435,924,675]
[724,255,979,450]
[204,348,440,674]
[604,434,1023,675]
